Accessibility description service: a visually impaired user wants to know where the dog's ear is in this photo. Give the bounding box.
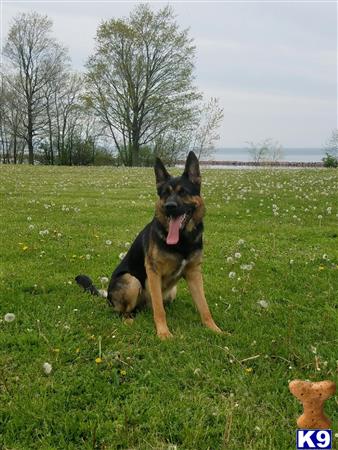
[154,157,170,186]
[183,151,201,186]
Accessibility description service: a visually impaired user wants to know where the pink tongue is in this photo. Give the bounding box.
[166,216,184,245]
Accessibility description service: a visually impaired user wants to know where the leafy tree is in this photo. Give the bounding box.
[85,4,201,166]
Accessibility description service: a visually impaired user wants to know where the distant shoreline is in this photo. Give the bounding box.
[178,160,323,167]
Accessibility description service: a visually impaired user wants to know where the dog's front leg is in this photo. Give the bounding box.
[145,260,172,340]
[185,267,222,334]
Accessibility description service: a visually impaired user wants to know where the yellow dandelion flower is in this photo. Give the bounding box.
[245,367,253,373]
[318,265,325,271]
[123,318,134,326]
[120,369,127,376]
[95,357,102,364]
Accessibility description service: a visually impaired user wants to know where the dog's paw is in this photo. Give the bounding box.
[157,329,173,340]
[211,325,223,334]
[205,321,223,334]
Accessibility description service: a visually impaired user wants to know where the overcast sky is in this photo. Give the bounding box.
[1,1,337,147]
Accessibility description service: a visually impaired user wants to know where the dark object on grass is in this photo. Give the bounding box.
[75,275,100,296]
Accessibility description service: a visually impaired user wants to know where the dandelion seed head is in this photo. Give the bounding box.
[257,300,268,309]
[4,313,16,322]
[42,362,52,375]
[240,264,253,271]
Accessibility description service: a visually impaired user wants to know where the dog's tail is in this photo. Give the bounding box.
[75,274,107,298]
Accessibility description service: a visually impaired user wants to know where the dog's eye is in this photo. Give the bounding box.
[178,187,187,195]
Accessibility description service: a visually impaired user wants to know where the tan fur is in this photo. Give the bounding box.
[184,195,205,231]
[108,273,142,313]
[144,244,221,339]
[184,257,220,332]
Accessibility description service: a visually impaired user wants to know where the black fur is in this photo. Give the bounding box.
[75,275,100,296]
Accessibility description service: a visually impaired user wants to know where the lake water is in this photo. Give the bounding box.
[205,148,324,162]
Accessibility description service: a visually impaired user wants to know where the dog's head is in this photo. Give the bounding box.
[154,151,205,245]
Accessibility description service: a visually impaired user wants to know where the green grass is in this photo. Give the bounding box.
[0,165,337,450]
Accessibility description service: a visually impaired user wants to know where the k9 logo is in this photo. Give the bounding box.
[296,430,332,449]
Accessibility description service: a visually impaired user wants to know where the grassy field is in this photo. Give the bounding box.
[0,165,337,450]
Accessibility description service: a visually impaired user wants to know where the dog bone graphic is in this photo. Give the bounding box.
[289,379,336,429]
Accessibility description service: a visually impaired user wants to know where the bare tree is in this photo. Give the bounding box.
[191,97,224,160]
[322,129,338,168]
[0,76,26,163]
[325,129,338,157]
[85,4,201,166]
[247,138,284,163]
[4,12,69,164]
[53,73,83,164]
[0,80,11,163]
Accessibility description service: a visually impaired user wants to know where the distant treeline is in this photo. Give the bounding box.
[192,160,324,167]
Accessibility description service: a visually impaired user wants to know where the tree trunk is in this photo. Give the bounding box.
[27,106,34,164]
[131,143,139,166]
[46,100,54,165]
[131,124,140,166]
[13,134,17,164]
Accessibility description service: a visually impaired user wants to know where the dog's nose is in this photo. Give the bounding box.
[164,201,178,214]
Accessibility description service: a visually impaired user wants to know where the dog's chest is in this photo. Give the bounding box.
[162,257,188,288]
[172,258,188,279]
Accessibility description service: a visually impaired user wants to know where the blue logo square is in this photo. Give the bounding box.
[296,429,332,449]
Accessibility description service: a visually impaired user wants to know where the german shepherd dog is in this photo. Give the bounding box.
[76,151,221,339]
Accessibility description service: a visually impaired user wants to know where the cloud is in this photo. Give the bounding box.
[203,87,336,146]
[1,1,337,147]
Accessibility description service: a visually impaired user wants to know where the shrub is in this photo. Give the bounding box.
[322,152,338,168]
